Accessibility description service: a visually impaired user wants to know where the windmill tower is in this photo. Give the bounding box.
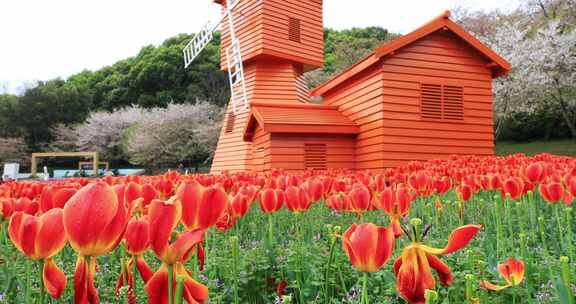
[184,0,324,173]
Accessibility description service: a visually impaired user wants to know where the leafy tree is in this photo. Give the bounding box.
[307,27,398,87]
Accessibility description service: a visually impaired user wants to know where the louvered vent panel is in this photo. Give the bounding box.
[225,112,236,133]
[420,84,465,121]
[420,84,443,120]
[304,144,327,170]
[443,86,464,120]
[288,18,302,43]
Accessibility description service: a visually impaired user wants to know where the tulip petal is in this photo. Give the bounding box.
[373,226,395,268]
[145,264,170,304]
[136,256,153,283]
[149,198,181,259]
[420,224,481,255]
[43,258,66,299]
[35,209,67,259]
[166,229,204,264]
[175,263,209,303]
[426,254,452,287]
[74,256,99,304]
[480,280,510,291]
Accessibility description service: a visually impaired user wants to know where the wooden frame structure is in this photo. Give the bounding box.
[31,152,100,177]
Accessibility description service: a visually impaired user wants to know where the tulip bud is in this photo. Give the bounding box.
[410,218,422,226]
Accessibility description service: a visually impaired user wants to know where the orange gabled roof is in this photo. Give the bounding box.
[243,101,359,141]
[310,10,512,97]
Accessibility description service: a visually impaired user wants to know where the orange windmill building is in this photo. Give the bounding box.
[184,3,511,173]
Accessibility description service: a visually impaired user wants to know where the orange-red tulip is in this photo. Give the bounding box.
[176,181,228,231]
[145,198,208,304]
[230,193,250,218]
[8,209,67,299]
[259,188,285,213]
[539,182,565,203]
[326,192,351,212]
[285,185,312,213]
[342,223,395,272]
[348,184,371,214]
[394,224,481,303]
[116,216,153,303]
[480,257,524,291]
[502,177,524,200]
[40,186,77,213]
[524,162,546,184]
[63,182,128,304]
[378,185,414,238]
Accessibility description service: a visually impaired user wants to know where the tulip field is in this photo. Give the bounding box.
[0,153,575,304]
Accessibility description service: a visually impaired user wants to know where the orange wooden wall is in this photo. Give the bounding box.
[321,30,495,170]
[211,61,310,173]
[212,0,324,173]
[247,127,356,173]
[218,0,323,71]
[378,30,494,168]
[321,64,385,170]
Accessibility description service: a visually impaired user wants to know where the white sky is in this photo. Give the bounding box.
[0,0,520,95]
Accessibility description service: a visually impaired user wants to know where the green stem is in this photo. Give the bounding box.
[132,256,138,303]
[564,208,574,262]
[25,259,31,304]
[39,260,45,304]
[267,213,274,250]
[174,275,185,304]
[324,232,338,304]
[295,213,305,304]
[231,236,240,304]
[494,197,503,260]
[512,286,517,304]
[168,264,174,304]
[554,204,565,252]
[361,272,369,304]
[538,217,549,256]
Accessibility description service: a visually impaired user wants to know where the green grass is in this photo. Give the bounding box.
[496,139,576,156]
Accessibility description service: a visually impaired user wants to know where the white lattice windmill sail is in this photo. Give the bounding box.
[183,0,248,114]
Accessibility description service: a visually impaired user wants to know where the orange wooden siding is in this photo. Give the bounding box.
[248,132,356,172]
[219,0,323,70]
[211,61,312,173]
[378,30,495,168]
[321,64,385,170]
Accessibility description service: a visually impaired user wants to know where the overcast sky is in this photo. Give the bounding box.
[0,0,520,94]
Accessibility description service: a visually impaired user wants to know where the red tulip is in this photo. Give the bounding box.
[285,186,312,213]
[348,184,371,214]
[63,182,128,304]
[176,181,228,231]
[259,188,285,213]
[524,162,546,184]
[8,209,67,299]
[116,216,153,303]
[480,257,525,291]
[501,177,524,200]
[408,171,432,196]
[378,185,414,238]
[394,224,481,303]
[539,182,565,203]
[456,184,473,202]
[326,192,351,212]
[230,193,250,218]
[145,198,208,304]
[40,186,77,212]
[342,223,395,272]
